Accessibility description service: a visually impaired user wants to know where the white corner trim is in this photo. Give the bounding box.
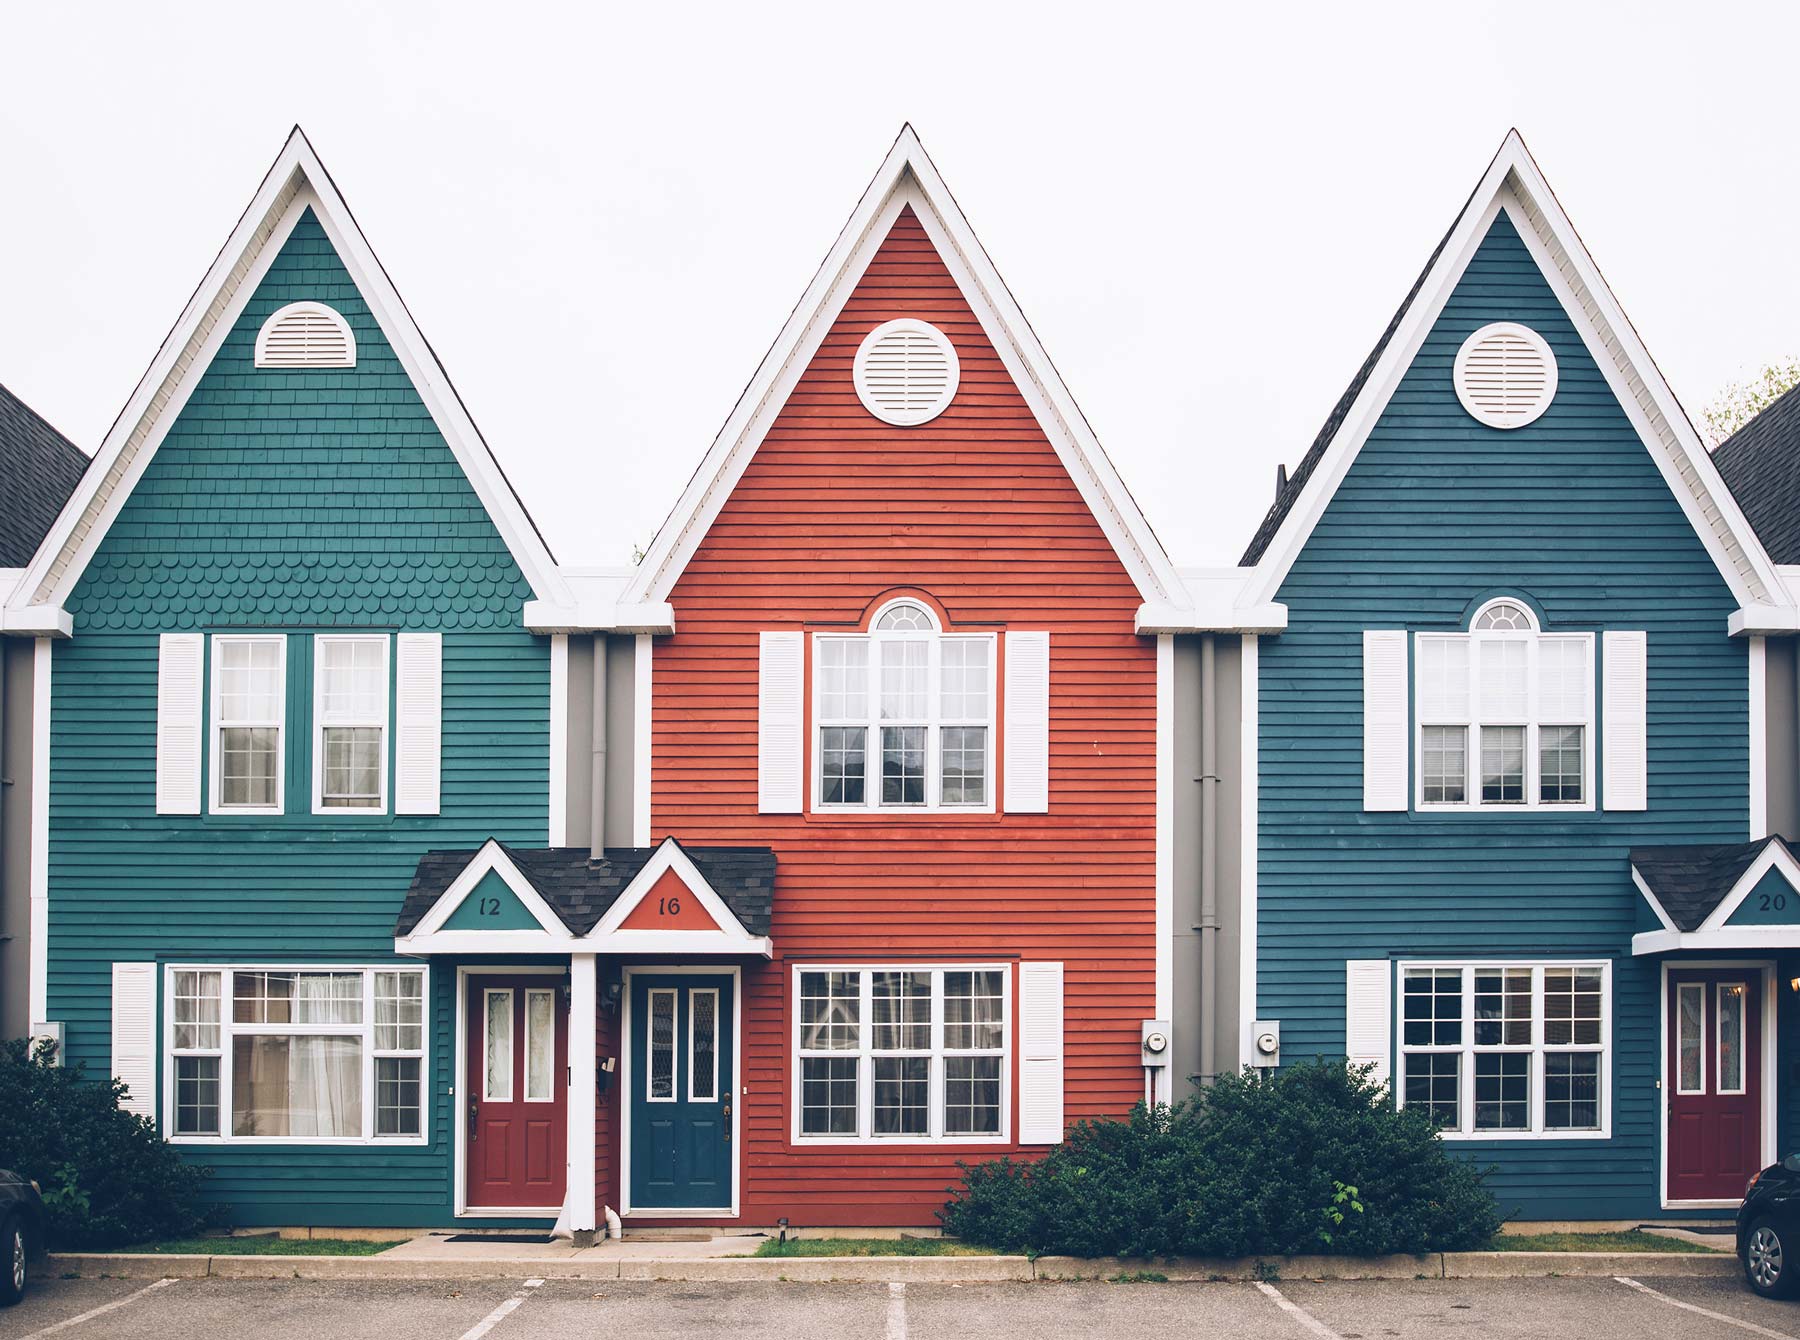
[1154,635,1174,1026]
[549,634,568,847]
[406,839,570,940]
[1237,634,1259,1070]
[633,634,651,847]
[1750,636,1767,839]
[28,639,51,1024]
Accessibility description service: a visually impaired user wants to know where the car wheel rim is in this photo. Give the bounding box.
[1750,1226,1784,1288]
[9,1228,21,1293]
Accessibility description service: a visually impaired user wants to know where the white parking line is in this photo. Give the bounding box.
[1254,1279,1344,1339]
[455,1277,545,1340]
[886,1281,908,1340]
[18,1276,179,1339]
[1615,1276,1799,1339]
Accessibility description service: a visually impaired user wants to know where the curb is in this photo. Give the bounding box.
[47,1248,1737,1284]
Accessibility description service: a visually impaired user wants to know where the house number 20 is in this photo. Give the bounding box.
[1759,892,1788,912]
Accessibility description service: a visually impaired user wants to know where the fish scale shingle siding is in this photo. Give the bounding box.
[1260,213,1761,1219]
[47,210,549,1226]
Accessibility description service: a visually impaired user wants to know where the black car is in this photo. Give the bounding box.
[0,1170,44,1306]
[1740,1157,1800,1297]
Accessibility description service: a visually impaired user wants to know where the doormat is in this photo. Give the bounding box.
[443,1233,556,1244]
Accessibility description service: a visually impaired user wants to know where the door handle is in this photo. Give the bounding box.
[722,1104,731,1141]
[468,1100,478,1140]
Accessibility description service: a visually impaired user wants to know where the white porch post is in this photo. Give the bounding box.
[567,953,598,1243]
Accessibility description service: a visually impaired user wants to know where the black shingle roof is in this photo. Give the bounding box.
[0,383,88,568]
[1711,383,1800,564]
[1628,836,1792,931]
[396,841,776,938]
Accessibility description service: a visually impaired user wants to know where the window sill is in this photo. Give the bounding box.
[807,805,999,818]
[791,1134,1012,1147]
[167,1135,429,1148]
[1431,1128,1611,1142]
[1412,803,1597,816]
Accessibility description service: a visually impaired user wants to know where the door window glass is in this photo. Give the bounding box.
[525,988,556,1102]
[648,988,676,1101]
[1718,983,1746,1095]
[484,990,513,1101]
[1676,983,1704,1094]
[690,989,718,1102]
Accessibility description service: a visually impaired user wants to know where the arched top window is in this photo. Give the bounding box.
[873,598,939,632]
[255,302,356,369]
[1471,599,1538,632]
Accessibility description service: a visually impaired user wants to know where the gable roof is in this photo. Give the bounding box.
[619,124,1185,619]
[3,127,569,627]
[1235,131,1794,634]
[1629,837,1784,932]
[0,384,88,568]
[1712,383,1800,564]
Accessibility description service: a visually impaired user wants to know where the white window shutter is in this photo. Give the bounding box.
[1345,959,1392,1090]
[1603,630,1648,811]
[1363,630,1409,811]
[1003,631,1051,813]
[395,633,443,815]
[155,633,204,815]
[758,632,804,813]
[111,962,157,1118]
[1018,960,1065,1143]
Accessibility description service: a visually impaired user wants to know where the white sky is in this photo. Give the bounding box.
[4,1,1798,568]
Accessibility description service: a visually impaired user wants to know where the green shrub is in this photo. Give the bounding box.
[0,1038,217,1248]
[940,1060,1500,1258]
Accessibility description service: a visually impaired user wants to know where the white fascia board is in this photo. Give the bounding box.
[1136,601,1287,635]
[1634,927,1800,955]
[0,605,72,637]
[1697,840,1800,932]
[395,929,576,956]
[622,125,1185,613]
[1730,605,1800,637]
[523,599,675,634]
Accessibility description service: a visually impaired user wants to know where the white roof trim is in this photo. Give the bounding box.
[401,839,571,941]
[1240,131,1791,623]
[6,127,568,620]
[622,125,1183,612]
[1629,865,1681,935]
[1696,840,1800,933]
[582,835,770,956]
[1633,927,1800,955]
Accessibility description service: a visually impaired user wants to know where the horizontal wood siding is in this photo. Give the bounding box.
[1261,213,1750,1219]
[48,212,549,1226]
[653,208,1156,1225]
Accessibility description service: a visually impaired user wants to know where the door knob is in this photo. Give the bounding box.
[722,1104,731,1141]
[468,1101,478,1139]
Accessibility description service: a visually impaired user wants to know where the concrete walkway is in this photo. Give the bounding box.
[379,1230,763,1263]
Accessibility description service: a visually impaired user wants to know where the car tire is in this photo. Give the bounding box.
[1745,1217,1797,1299]
[0,1213,25,1306]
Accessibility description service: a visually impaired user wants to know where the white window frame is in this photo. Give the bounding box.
[162,963,428,1146]
[208,633,287,815]
[1414,600,1595,813]
[790,962,1011,1146]
[811,600,998,814]
[312,633,390,815]
[689,987,720,1104]
[1395,959,1611,1141]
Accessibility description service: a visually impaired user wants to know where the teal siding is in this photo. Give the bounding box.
[47,211,550,1226]
[443,870,540,930]
[1260,214,1751,1220]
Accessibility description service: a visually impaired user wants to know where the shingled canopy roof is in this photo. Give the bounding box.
[0,383,88,568]
[1629,837,1788,933]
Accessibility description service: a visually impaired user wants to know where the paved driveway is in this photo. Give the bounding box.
[10,1272,1800,1339]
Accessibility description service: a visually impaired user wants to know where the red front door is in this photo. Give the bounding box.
[466,976,568,1208]
[1666,970,1762,1203]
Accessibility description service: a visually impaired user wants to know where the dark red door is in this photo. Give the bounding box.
[1667,970,1761,1203]
[466,976,568,1208]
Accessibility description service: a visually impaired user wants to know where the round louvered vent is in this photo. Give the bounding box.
[853,319,960,426]
[1453,322,1556,429]
[254,301,357,369]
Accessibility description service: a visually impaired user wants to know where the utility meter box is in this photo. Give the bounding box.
[1140,1019,1172,1068]
[1250,1019,1281,1068]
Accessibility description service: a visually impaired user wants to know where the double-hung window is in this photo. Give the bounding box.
[166,966,426,1143]
[210,635,286,813]
[794,965,1009,1142]
[814,599,996,811]
[314,634,389,813]
[1416,600,1593,810]
[1397,961,1608,1138]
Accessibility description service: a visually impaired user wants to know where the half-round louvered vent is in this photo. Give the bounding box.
[1453,322,1556,429]
[853,319,960,426]
[254,302,357,369]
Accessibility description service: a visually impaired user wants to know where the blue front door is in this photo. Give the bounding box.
[629,973,735,1210]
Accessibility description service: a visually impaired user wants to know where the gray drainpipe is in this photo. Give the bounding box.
[1198,634,1219,1086]
[590,635,608,860]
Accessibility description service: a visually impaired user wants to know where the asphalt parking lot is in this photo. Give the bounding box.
[9,1272,1800,1339]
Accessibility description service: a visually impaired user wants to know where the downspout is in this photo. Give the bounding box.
[590,635,608,860]
[1198,634,1219,1086]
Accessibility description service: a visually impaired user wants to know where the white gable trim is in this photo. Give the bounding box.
[398,838,571,949]
[1629,840,1800,955]
[1241,132,1791,628]
[1696,840,1800,933]
[583,836,771,956]
[622,125,1183,614]
[1630,866,1680,935]
[6,127,568,622]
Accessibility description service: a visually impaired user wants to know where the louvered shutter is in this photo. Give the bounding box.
[394,633,442,815]
[758,632,804,813]
[155,633,204,815]
[1003,631,1050,813]
[1363,631,1409,811]
[255,303,356,368]
[1603,630,1648,811]
[1345,959,1392,1090]
[1018,961,1065,1144]
[111,962,157,1118]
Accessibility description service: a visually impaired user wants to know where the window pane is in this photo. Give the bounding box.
[1418,638,1469,720]
[1544,1052,1599,1131]
[320,638,384,721]
[648,989,674,1101]
[1402,968,1461,1047]
[1473,1053,1530,1131]
[1537,638,1588,720]
[374,972,423,1051]
[485,991,514,1101]
[376,1057,421,1136]
[1544,968,1603,1046]
[876,603,932,632]
[940,640,989,719]
[231,1035,363,1136]
[1538,725,1584,804]
[800,1056,858,1135]
[819,640,869,720]
[690,989,717,1101]
[234,971,362,1025]
[879,640,929,720]
[820,726,866,805]
[1479,725,1524,803]
[1474,968,1532,1046]
[174,970,222,1050]
[944,1055,1002,1135]
[1719,983,1745,1093]
[322,726,383,806]
[525,989,556,1102]
[872,971,931,1051]
[880,726,926,805]
[1422,725,1466,804]
[220,726,279,807]
[944,971,1005,1050]
[799,972,861,1050]
[219,640,281,721]
[1677,984,1704,1092]
[1403,1053,1459,1129]
[1473,601,1532,631]
[1479,639,1528,717]
[175,1056,221,1135]
[873,1056,929,1135]
[940,726,987,806]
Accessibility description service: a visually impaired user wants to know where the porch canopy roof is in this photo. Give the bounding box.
[1631,835,1800,954]
[393,834,775,958]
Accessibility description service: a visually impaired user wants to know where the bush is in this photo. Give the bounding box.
[940,1060,1500,1258]
[0,1038,217,1248]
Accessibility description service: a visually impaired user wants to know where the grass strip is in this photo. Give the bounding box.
[111,1236,406,1256]
[753,1236,991,1257]
[1486,1230,1725,1254]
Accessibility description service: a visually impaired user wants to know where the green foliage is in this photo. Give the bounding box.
[939,1060,1501,1258]
[0,1039,218,1248]
[1704,358,1800,446]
